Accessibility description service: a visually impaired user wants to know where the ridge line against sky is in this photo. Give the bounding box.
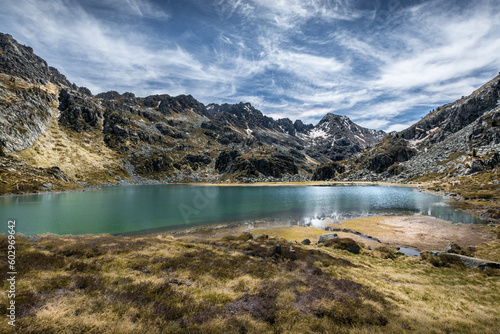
[1,0,499,132]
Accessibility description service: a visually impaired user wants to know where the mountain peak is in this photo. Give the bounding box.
[318,113,352,127]
[0,32,70,87]
[299,113,387,161]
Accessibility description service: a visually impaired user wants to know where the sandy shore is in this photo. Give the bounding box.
[172,214,496,253]
[334,215,495,251]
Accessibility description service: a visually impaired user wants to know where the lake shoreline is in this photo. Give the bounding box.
[3,179,497,227]
[11,213,494,254]
[160,214,497,254]
[3,182,494,237]
[0,179,422,198]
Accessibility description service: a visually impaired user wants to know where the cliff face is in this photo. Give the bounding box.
[0,34,59,151]
[207,102,386,164]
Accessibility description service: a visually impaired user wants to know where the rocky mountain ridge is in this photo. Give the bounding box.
[314,73,500,184]
[1,32,498,197]
[0,32,386,193]
[298,113,386,162]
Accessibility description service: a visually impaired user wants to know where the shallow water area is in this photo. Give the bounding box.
[398,247,421,256]
[0,184,485,235]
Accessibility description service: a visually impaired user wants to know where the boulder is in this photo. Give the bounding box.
[468,160,484,174]
[424,251,500,270]
[301,239,311,245]
[323,238,361,254]
[444,242,463,254]
[318,233,338,244]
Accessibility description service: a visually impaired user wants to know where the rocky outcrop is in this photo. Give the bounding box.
[425,251,500,270]
[155,122,185,139]
[401,76,500,144]
[293,119,314,134]
[229,153,299,179]
[183,154,212,170]
[323,238,361,254]
[145,94,209,117]
[208,102,281,132]
[45,166,71,182]
[276,118,296,136]
[0,33,69,86]
[364,138,417,173]
[0,82,54,151]
[318,233,339,243]
[0,157,77,194]
[215,150,241,173]
[0,33,72,152]
[58,89,102,132]
[312,162,345,181]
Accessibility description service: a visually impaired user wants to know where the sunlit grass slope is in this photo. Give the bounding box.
[0,231,498,334]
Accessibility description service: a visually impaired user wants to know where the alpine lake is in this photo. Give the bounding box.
[0,184,484,236]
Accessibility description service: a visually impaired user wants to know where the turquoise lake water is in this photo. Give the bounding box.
[0,185,484,236]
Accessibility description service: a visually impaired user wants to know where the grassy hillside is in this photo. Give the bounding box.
[1,228,499,334]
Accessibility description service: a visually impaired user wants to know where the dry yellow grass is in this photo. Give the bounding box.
[12,94,129,186]
[252,226,327,242]
[0,229,498,334]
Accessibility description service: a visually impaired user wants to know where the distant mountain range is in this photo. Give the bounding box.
[0,32,499,194]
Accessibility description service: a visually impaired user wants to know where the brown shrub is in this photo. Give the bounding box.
[421,252,466,269]
[323,238,362,254]
[16,251,66,271]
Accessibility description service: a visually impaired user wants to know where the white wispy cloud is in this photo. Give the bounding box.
[0,0,234,97]
[0,0,499,132]
[84,0,171,19]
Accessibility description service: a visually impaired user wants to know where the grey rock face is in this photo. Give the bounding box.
[0,33,69,86]
[215,150,241,173]
[229,153,299,178]
[337,74,500,182]
[0,34,64,151]
[426,251,500,270]
[0,87,53,151]
[318,233,339,243]
[312,162,345,181]
[444,242,462,254]
[58,89,102,132]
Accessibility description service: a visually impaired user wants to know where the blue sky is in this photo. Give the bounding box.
[1,0,499,131]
